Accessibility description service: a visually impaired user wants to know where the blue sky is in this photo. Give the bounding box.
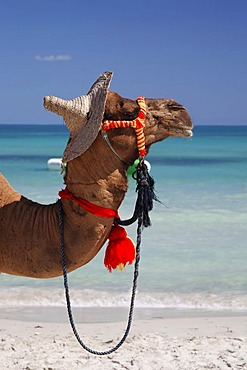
[0,0,246,125]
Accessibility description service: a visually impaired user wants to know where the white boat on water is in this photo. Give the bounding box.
[47,158,62,170]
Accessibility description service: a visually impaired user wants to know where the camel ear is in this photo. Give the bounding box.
[43,71,113,162]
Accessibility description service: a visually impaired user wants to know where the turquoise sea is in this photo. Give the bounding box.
[0,124,247,317]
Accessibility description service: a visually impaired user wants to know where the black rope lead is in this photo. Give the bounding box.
[57,198,142,356]
[57,159,158,355]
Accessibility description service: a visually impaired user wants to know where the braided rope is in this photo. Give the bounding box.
[102,97,147,158]
[57,199,143,355]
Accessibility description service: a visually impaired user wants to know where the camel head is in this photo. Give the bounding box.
[44,72,193,165]
[103,92,192,162]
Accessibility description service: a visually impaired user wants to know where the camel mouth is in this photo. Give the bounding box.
[168,127,193,138]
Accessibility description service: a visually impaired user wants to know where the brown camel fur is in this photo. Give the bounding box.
[0,92,192,278]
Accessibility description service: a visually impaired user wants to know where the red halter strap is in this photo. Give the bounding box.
[101,96,147,158]
[58,187,119,219]
[58,187,136,272]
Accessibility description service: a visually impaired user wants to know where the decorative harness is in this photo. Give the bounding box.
[58,96,158,355]
[101,96,147,159]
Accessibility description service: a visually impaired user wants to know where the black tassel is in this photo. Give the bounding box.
[134,160,159,228]
[116,159,160,228]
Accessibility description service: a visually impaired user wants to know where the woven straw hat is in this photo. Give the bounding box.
[43,71,113,162]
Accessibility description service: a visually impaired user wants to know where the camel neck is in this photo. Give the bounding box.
[63,135,129,211]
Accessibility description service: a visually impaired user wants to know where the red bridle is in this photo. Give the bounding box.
[101,96,147,158]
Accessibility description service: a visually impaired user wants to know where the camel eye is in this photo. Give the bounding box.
[119,101,124,108]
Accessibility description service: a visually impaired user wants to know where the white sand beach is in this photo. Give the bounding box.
[0,309,246,369]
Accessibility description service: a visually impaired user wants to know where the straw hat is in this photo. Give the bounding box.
[43,71,113,162]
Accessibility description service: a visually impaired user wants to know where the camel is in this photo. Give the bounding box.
[0,72,193,279]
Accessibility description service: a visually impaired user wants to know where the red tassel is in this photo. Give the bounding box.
[104,224,136,272]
